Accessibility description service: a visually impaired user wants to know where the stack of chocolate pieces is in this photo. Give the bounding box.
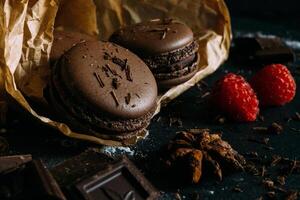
[0,151,159,200]
[0,155,66,200]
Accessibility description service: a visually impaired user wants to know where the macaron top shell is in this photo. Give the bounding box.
[59,41,157,119]
[110,19,194,55]
[50,30,96,63]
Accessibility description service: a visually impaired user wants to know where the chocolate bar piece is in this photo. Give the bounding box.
[0,154,32,175]
[51,150,114,187]
[73,156,159,200]
[0,157,66,200]
[23,160,66,200]
[231,37,295,64]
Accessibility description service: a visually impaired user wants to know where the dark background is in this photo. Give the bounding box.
[226,0,300,19]
[2,1,300,200]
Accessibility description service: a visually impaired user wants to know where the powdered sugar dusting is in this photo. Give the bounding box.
[101,146,135,156]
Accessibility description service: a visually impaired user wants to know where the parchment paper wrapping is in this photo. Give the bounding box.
[0,0,231,146]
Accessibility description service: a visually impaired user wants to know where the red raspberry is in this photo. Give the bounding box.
[211,73,259,122]
[250,64,296,106]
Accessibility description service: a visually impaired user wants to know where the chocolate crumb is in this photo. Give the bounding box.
[285,191,298,200]
[201,92,210,99]
[248,137,269,145]
[131,104,136,108]
[110,91,119,107]
[93,72,105,88]
[232,186,243,193]
[252,127,268,131]
[276,176,286,186]
[103,52,111,60]
[82,55,87,59]
[267,123,283,135]
[215,115,226,124]
[259,115,265,122]
[292,112,300,121]
[289,159,297,174]
[102,66,110,77]
[112,78,120,89]
[125,93,131,105]
[289,126,300,132]
[174,193,181,200]
[264,146,274,151]
[266,191,276,199]
[261,165,266,177]
[271,155,282,167]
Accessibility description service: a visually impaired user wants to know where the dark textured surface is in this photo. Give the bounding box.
[1,18,300,199]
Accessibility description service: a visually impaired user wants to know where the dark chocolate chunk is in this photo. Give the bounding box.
[231,37,295,64]
[74,156,159,200]
[23,160,66,200]
[51,150,114,187]
[0,155,32,175]
[0,157,65,200]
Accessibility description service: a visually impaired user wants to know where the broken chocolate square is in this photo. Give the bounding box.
[231,37,295,64]
[69,156,159,200]
[51,150,114,187]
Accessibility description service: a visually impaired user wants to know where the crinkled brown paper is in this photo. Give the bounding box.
[0,0,231,146]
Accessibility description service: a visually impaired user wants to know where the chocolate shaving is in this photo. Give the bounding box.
[160,28,170,40]
[289,159,297,174]
[276,176,286,186]
[148,27,167,32]
[93,72,105,88]
[292,112,300,121]
[103,52,111,60]
[112,57,126,70]
[125,93,131,105]
[267,123,283,135]
[248,137,269,145]
[110,91,119,107]
[112,78,120,89]
[232,186,243,193]
[125,64,133,82]
[161,30,167,40]
[135,93,141,98]
[102,66,110,77]
[104,64,120,78]
[261,165,266,177]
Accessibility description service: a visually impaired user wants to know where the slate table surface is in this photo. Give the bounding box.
[1,17,300,200]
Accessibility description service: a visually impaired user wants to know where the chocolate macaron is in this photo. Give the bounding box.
[49,41,158,142]
[109,18,200,89]
[50,30,96,65]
